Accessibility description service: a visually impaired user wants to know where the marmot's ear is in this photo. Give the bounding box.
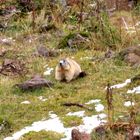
[79,71,87,78]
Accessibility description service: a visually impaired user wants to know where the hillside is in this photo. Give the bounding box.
[0,0,140,140]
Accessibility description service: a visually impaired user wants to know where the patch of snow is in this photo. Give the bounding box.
[109,79,131,89]
[38,96,47,102]
[4,111,106,140]
[85,99,101,104]
[95,104,104,112]
[124,101,134,107]
[127,86,140,94]
[44,67,54,76]
[4,112,65,140]
[21,101,31,104]
[62,113,106,140]
[66,111,85,117]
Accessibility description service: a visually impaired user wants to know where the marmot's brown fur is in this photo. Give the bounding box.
[55,58,86,82]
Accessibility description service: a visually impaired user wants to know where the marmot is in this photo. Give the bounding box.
[55,58,86,82]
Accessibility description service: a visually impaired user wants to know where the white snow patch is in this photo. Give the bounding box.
[44,67,54,76]
[21,101,31,104]
[61,113,107,140]
[85,99,101,104]
[124,101,134,107]
[127,86,140,94]
[38,96,47,102]
[4,111,106,140]
[109,79,131,89]
[4,112,65,140]
[95,104,104,112]
[66,111,85,117]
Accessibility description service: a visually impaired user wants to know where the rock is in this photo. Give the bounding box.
[71,129,91,140]
[58,33,90,49]
[0,6,17,16]
[124,53,140,66]
[104,50,115,58]
[39,24,57,33]
[95,125,106,135]
[16,75,53,91]
[36,46,59,57]
[119,45,140,66]
[0,37,14,46]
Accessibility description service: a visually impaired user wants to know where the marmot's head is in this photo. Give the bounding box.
[59,59,70,70]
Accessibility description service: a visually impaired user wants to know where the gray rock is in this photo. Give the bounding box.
[119,45,140,66]
[16,75,53,91]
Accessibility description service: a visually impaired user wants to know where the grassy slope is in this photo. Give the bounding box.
[0,9,140,140]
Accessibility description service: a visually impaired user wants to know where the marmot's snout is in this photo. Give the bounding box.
[59,60,64,67]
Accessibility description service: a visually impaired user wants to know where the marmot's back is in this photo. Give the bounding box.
[66,58,82,78]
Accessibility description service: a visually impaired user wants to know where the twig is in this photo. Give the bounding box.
[62,102,94,111]
[106,83,114,127]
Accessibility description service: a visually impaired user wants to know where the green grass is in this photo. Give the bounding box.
[22,131,64,140]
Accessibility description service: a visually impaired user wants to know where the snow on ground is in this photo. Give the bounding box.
[38,96,48,102]
[44,67,54,76]
[95,104,104,112]
[85,99,101,104]
[20,101,31,104]
[124,101,135,107]
[109,79,131,89]
[4,111,106,140]
[127,86,140,94]
[85,99,104,112]
[66,111,85,117]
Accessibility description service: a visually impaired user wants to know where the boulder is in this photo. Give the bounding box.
[71,129,91,140]
[16,75,53,91]
[119,45,140,66]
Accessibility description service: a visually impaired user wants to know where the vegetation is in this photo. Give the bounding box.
[0,0,140,139]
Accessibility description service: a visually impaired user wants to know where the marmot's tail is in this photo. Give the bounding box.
[79,71,87,78]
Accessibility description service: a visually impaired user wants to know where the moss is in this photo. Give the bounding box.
[61,116,83,127]
[22,130,64,140]
[58,32,90,49]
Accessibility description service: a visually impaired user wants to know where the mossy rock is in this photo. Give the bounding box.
[58,32,90,50]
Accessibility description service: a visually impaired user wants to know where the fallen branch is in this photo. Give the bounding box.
[62,102,94,111]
